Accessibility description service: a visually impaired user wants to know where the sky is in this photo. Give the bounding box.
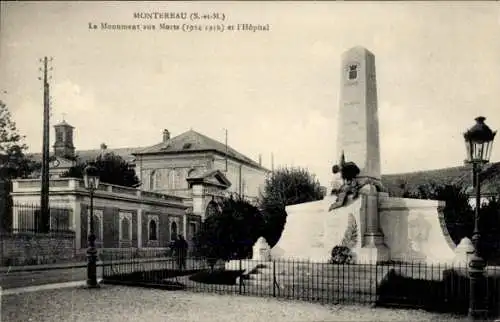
[1,1,500,187]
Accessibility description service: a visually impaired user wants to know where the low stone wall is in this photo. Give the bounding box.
[0,231,76,266]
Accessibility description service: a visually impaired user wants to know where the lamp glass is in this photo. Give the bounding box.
[465,140,493,164]
[84,175,100,190]
[83,166,100,189]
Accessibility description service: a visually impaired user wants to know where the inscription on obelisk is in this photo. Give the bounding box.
[336,46,381,181]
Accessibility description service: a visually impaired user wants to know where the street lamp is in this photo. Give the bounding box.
[463,116,496,319]
[84,164,100,288]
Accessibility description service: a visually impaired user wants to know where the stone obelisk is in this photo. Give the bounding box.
[336,46,381,183]
[336,46,388,263]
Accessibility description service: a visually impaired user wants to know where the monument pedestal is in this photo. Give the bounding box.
[354,185,390,264]
[355,242,390,264]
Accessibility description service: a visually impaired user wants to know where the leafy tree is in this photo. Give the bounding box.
[0,101,40,179]
[193,195,265,269]
[259,167,324,247]
[61,152,139,187]
[478,197,500,263]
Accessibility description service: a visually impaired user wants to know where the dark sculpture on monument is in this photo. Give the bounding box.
[329,151,385,211]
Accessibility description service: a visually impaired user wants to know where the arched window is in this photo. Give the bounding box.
[205,200,219,218]
[149,170,156,191]
[170,221,178,240]
[87,209,103,247]
[92,216,101,238]
[187,168,196,178]
[149,220,157,241]
[168,170,176,189]
[120,217,131,240]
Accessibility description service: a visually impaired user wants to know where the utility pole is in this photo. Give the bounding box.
[39,57,52,233]
[271,152,274,172]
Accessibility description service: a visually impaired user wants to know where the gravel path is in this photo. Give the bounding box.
[2,284,469,322]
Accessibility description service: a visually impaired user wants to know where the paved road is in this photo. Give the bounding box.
[0,265,103,289]
[0,257,202,290]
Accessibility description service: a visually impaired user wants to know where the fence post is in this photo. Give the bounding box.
[239,258,242,295]
[273,260,276,297]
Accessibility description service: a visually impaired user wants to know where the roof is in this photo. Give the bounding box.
[76,147,140,163]
[381,161,500,197]
[134,129,269,171]
[186,169,232,188]
[26,130,269,171]
[28,147,141,164]
[54,120,74,128]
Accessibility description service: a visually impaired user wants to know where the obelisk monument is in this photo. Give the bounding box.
[270,46,456,265]
[336,47,382,184]
[335,46,389,263]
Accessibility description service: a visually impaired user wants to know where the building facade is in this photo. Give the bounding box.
[24,121,270,247]
[133,129,270,202]
[10,178,200,250]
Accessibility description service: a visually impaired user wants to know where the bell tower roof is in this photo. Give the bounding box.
[54,119,74,128]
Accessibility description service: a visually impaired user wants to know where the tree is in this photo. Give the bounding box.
[259,167,324,247]
[193,195,265,268]
[61,152,139,188]
[0,101,40,179]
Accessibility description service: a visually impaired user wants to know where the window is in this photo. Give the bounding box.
[56,130,63,142]
[189,222,197,239]
[205,200,219,218]
[148,215,159,241]
[182,143,192,150]
[170,221,178,241]
[87,209,104,246]
[168,170,176,189]
[50,208,71,231]
[149,170,156,191]
[241,179,247,197]
[119,212,132,241]
[187,168,196,178]
[348,64,358,80]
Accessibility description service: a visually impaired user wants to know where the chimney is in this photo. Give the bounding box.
[258,154,262,166]
[163,129,170,142]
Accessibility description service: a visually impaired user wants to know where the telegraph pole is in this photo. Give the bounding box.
[39,57,52,233]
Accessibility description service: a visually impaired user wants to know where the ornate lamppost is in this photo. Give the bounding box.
[84,164,100,288]
[463,116,496,319]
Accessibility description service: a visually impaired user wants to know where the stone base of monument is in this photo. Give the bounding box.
[270,191,457,265]
[354,245,390,265]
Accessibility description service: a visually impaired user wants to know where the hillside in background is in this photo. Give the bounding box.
[381,161,500,197]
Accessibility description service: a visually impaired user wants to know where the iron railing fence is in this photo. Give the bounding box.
[9,203,75,233]
[100,251,500,317]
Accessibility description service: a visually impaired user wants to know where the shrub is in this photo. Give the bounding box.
[189,269,244,285]
[193,195,264,263]
[329,245,354,264]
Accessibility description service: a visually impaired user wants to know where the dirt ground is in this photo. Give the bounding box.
[2,284,470,322]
